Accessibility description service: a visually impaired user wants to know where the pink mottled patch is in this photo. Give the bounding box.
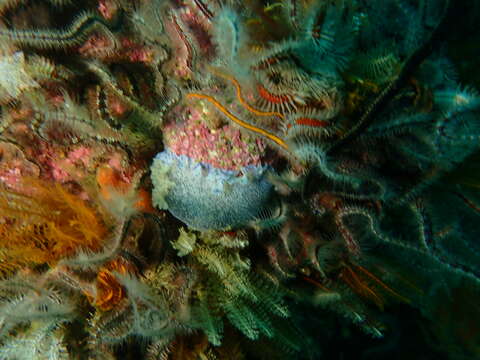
[163,111,266,171]
[107,152,124,172]
[36,144,92,182]
[120,38,154,64]
[67,146,92,166]
[0,142,40,189]
[22,137,96,184]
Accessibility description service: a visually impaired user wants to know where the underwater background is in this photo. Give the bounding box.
[0,0,478,359]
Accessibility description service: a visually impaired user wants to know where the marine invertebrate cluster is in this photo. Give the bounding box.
[0,0,479,359]
[152,101,274,230]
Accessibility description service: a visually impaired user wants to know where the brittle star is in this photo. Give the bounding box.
[186,92,290,150]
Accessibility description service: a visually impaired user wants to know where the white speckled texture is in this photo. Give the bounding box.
[151,150,274,230]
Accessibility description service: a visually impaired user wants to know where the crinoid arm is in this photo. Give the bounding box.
[0,0,478,359]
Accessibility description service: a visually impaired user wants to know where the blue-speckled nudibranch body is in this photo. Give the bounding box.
[151,150,274,230]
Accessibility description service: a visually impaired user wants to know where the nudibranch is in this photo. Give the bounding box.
[151,103,275,230]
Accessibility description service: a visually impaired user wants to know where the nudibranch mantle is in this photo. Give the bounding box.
[151,150,274,230]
